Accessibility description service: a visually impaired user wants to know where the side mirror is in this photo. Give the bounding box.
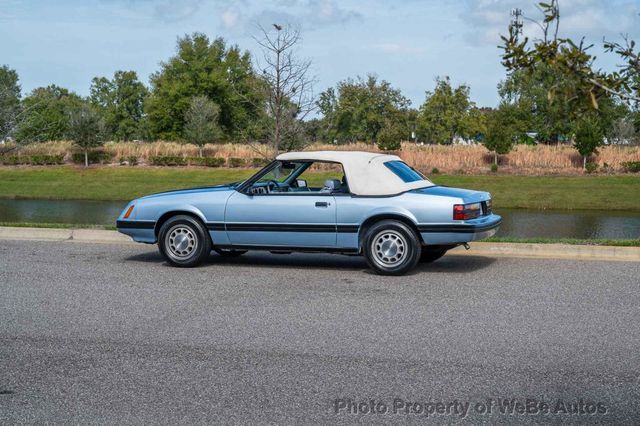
[296,179,307,188]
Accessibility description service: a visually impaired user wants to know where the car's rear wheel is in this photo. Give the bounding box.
[419,246,448,263]
[158,215,211,267]
[363,220,421,276]
[214,248,248,257]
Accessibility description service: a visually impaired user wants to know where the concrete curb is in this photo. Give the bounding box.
[451,242,640,262]
[0,226,638,262]
[0,226,134,245]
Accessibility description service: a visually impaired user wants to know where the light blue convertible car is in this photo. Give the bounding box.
[117,151,501,275]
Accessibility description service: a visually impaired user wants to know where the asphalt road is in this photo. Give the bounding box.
[1,240,639,425]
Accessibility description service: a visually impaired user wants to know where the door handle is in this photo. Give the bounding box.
[315,201,329,207]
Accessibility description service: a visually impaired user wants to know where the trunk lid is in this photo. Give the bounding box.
[413,185,491,203]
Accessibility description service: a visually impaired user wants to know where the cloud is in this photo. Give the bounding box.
[99,0,207,22]
[102,0,360,27]
[219,0,361,31]
[154,0,203,22]
[221,8,239,29]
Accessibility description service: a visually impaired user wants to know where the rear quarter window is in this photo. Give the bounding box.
[384,161,426,183]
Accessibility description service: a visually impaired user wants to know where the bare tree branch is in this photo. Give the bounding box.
[252,23,317,155]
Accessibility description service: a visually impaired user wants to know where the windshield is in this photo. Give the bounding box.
[253,161,302,185]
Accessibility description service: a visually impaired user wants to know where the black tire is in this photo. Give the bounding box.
[214,248,248,257]
[419,246,448,263]
[363,220,421,276]
[158,215,212,267]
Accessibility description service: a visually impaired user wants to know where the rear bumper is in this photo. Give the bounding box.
[418,214,502,245]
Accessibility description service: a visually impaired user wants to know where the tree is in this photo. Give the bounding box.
[15,85,83,143]
[90,70,148,141]
[318,75,411,143]
[145,33,264,141]
[573,114,604,169]
[608,117,638,145]
[498,66,573,144]
[501,0,639,107]
[498,66,627,145]
[183,96,221,156]
[484,103,523,164]
[463,107,489,141]
[416,77,478,144]
[254,24,315,155]
[0,65,21,141]
[67,103,104,167]
[376,120,404,151]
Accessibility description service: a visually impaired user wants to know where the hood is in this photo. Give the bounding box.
[140,183,236,200]
[413,185,490,203]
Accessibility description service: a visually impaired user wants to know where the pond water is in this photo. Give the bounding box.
[0,199,638,240]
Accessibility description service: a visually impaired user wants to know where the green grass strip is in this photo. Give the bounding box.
[0,167,639,211]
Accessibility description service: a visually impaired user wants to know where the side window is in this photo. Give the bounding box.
[384,161,427,183]
[294,162,349,194]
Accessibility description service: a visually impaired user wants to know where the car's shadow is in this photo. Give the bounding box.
[125,251,495,274]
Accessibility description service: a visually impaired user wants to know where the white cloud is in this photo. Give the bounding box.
[228,0,361,30]
[221,8,239,29]
[154,0,202,22]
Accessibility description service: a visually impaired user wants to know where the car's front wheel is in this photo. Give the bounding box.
[363,220,421,276]
[158,215,211,267]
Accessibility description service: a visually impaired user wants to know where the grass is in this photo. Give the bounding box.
[0,167,257,201]
[486,237,640,247]
[429,174,640,211]
[0,166,639,211]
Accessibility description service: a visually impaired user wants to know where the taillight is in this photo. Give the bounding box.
[453,203,481,220]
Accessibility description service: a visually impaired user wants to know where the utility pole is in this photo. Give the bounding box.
[510,8,523,43]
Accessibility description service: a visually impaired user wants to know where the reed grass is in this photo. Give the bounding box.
[6,140,640,174]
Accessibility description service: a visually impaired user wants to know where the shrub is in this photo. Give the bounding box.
[188,157,225,167]
[150,156,187,166]
[229,157,245,168]
[0,155,63,165]
[252,157,270,168]
[72,151,113,164]
[0,155,22,165]
[490,163,498,173]
[430,167,440,174]
[622,161,640,173]
[376,124,403,151]
[585,162,598,174]
[29,155,64,165]
[118,156,138,166]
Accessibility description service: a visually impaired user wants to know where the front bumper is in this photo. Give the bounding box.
[418,214,502,245]
[116,220,157,243]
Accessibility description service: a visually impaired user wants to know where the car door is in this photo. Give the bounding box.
[224,191,337,247]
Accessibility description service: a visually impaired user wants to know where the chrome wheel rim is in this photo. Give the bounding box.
[165,225,198,260]
[371,230,407,268]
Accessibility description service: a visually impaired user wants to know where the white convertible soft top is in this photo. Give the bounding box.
[276,151,434,196]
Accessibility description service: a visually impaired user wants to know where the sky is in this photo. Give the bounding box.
[1,0,639,109]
